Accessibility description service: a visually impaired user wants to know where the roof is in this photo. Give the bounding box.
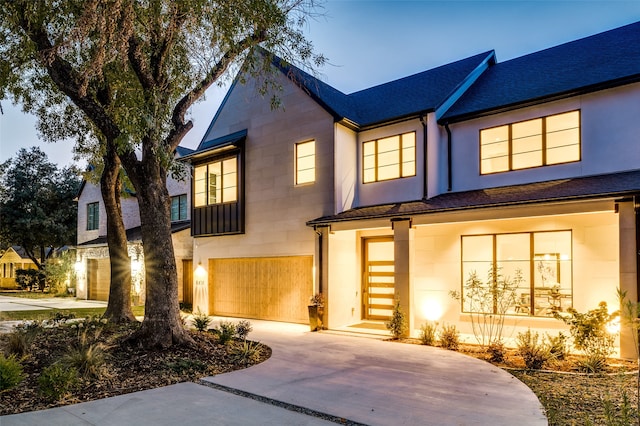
[274,51,495,128]
[442,21,640,122]
[307,169,640,226]
[77,221,191,246]
[183,129,247,160]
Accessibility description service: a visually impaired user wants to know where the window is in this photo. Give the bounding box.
[87,202,99,231]
[363,132,416,183]
[194,157,238,207]
[461,230,572,317]
[295,140,315,185]
[170,194,188,221]
[480,110,580,174]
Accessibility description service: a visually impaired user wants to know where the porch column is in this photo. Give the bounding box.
[618,199,638,359]
[315,225,330,328]
[392,218,413,337]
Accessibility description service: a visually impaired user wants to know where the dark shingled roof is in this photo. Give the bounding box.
[273,51,495,127]
[442,21,640,122]
[307,169,640,225]
[77,221,191,246]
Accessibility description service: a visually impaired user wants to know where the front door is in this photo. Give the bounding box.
[362,237,395,321]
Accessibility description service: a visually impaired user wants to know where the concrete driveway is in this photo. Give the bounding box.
[1,314,546,425]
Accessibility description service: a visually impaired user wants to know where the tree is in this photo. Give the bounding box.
[0,147,80,269]
[0,0,324,348]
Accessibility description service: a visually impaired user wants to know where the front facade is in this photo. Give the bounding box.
[188,22,640,356]
[0,247,38,289]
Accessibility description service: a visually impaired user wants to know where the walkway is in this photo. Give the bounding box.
[0,316,547,425]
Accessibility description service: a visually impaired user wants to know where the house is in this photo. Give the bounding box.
[0,246,39,289]
[74,147,194,305]
[187,21,639,357]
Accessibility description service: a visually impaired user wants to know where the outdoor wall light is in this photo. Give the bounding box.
[422,298,444,321]
[194,263,206,279]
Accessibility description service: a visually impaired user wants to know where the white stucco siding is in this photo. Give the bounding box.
[334,124,357,214]
[357,119,425,207]
[448,82,640,193]
[194,69,335,261]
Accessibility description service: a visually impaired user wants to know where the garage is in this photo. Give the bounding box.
[87,258,110,301]
[208,256,312,323]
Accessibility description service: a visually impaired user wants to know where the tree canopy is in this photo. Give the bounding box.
[0,147,80,268]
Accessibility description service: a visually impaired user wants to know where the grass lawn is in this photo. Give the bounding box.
[0,291,74,299]
[0,305,146,321]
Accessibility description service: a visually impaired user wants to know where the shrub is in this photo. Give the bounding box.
[386,299,407,339]
[15,268,46,291]
[439,324,460,351]
[5,329,34,357]
[235,320,253,340]
[229,341,263,365]
[419,321,438,346]
[516,329,551,370]
[0,354,24,391]
[60,330,108,379]
[214,321,237,345]
[38,364,78,401]
[192,309,211,332]
[487,340,506,363]
[546,332,568,361]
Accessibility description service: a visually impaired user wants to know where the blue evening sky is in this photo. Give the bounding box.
[1,0,639,167]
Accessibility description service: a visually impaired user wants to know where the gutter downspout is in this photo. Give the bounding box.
[420,115,428,199]
[444,122,452,192]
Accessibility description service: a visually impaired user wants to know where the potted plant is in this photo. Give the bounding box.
[308,293,325,331]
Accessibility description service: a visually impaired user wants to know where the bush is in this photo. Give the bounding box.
[439,324,460,351]
[419,321,438,346]
[487,340,506,363]
[192,309,211,332]
[214,321,237,345]
[60,330,108,379]
[235,320,253,340]
[546,332,568,361]
[386,299,407,339]
[15,268,46,291]
[229,340,263,365]
[38,364,78,401]
[516,329,551,370]
[0,354,24,391]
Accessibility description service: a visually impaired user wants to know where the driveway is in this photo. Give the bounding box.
[1,315,546,425]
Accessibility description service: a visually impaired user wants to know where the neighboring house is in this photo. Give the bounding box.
[74,147,194,305]
[0,246,38,289]
[185,21,640,357]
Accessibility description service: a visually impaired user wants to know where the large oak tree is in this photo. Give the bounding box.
[0,0,324,348]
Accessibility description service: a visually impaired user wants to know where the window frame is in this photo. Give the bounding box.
[295,140,316,185]
[193,156,238,207]
[362,131,416,184]
[479,110,581,175]
[460,230,573,318]
[170,194,188,221]
[87,202,99,231]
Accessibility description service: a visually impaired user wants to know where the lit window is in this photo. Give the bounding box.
[295,140,315,185]
[194,157,238,207]
[480,110,580,174]
[87,202,99,231]
[363,132,416,183]
[461,230,572,317]
[170,194,188,221]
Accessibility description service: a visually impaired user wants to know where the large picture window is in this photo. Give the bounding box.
[194,157,237,207]
[170,194,188,221]
[461,230,572,317]
[295,140,315,185]
[87,202,99,231]
[363,132,416,183]
[480,110,580,174]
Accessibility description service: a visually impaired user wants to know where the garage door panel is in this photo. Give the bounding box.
[209,256,311,323]
[88,258,110,302]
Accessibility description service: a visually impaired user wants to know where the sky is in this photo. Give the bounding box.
[1,0,639,168]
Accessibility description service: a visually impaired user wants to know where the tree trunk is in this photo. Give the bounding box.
[124,150,192,348]
[101,144,136,323]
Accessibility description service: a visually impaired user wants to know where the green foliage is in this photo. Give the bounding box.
[555,302,617,372]
[451,267,521,347]
[386,299,408,339]
[192,310,211,332]
[439,324,460,351]
[43,250,77,295]
[603,390,634,426]
[487,340,506,363]
[15,269,46,291]
[0,354,24,392]
[164,358,207,374]
[5,321,42,357]
[214,321,237,345]
[235,320,253,340]
[38,364,78,401]
[516,329,551,370]
[546,332,568,361]
[419,321,438,346]
[60,329,109,379]
[229,340,263,365]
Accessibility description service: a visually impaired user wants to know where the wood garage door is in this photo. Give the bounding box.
[209,256,312,323]
[87,258,110,301]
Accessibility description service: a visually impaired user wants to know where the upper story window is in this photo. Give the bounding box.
[363,132,416,183]
[295,140,315,185]
[87,202,99,231]
[194,157,237,207]
[480,110,580,174]
[170,194,188,221]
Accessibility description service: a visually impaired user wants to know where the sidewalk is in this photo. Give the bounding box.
[0,317,547,426]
